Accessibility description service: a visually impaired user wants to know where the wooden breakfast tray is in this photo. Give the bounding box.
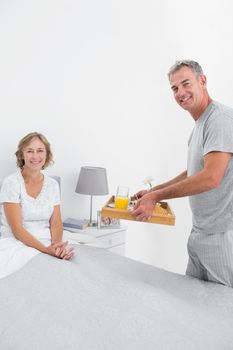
[101,196,175,226]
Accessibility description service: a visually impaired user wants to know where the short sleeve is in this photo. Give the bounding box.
[0,175,21,204]
[203,115,233,156]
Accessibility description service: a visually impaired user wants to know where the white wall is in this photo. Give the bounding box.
[1,0,233,274]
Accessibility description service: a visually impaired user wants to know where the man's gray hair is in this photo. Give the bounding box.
[168,60,203,79]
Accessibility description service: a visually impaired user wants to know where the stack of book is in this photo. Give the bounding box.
[63,218,89,230]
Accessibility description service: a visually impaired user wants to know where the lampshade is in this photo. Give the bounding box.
[75,166,109,196]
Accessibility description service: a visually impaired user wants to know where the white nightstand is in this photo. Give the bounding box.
[63,226,126,256]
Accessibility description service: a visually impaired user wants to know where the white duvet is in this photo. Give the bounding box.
[0,228,100,278]
[1,245,233,350]
[0,236,47,279]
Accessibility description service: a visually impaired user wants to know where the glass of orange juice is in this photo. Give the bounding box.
[115,186,129,210]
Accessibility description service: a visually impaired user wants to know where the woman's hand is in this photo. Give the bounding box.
[47,241,75,260]
[55,242,75,260]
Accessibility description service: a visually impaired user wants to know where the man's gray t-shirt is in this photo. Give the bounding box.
[187,101,233,234]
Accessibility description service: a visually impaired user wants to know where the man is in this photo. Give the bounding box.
[132,60,233,287]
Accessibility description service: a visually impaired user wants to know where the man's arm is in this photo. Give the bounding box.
[132,170,188,200]
[152,170,188,191]
[132,151,232,221]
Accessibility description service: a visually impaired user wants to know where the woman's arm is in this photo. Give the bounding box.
[3,202,70,258]
[4,203,49,252]
[49,205,63,244]
[50,205,75,259]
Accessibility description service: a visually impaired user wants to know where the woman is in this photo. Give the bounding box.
[0,132,74,278]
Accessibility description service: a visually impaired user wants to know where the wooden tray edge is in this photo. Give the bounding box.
[101,196,175,226]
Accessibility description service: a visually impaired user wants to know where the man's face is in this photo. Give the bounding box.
[169,66,207,115]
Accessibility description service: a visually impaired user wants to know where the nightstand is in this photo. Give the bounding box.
[63,226,126,256]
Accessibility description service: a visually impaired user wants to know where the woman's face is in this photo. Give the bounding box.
[22,137,47,171]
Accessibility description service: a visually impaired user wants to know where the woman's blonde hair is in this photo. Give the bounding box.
[15,132,54,169]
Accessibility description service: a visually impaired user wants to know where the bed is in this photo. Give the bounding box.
[0,244,233,350]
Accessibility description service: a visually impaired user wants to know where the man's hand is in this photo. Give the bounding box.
[131,189,150,201]
[131,192,157,221]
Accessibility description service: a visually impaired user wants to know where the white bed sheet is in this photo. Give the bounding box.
[0,229,88,279]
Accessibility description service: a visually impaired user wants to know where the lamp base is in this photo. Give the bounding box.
[88,221,97,227]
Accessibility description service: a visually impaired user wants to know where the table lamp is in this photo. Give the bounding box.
[75,166,109,226]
